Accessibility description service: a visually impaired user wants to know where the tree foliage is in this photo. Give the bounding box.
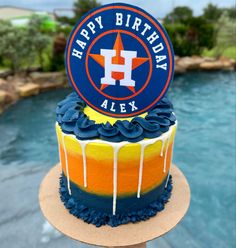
[50,34,67,71]
[163,3,236,57]
[214,12,236,57]
[203,4,223,22]
[0,21,29,72]
[28,15,52,69]
[164,6,193,24]
[56,0,101,26]
[53,0,101,71]
[0,16,52,73]
[74,0,101,21]
[164,5,216,56]
[165,17,214,56]
[227,7,236,19]
[203,3,236,21]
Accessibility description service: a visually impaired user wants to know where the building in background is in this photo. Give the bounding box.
[0,5,55,26]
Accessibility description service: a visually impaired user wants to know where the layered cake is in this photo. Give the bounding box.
[56,3,176,227]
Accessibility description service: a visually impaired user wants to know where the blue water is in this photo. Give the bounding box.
[0,71,235,247]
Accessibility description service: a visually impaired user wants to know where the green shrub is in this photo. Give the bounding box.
[56,25,73,38]
[0,21,28,72]
[50,35,67,72]
[28,15,53,69]
[164,17,214,56]
[0,16,52,73]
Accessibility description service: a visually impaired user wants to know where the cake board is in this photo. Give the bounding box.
[39,164,190,247]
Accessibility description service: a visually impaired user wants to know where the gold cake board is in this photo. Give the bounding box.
[39,164,190,248]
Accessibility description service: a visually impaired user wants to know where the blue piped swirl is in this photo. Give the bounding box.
[56,92,176,143]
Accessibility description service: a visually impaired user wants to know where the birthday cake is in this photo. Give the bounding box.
[56,3,176,227]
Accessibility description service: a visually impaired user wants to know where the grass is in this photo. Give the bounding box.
[223,46,236,60]
[203,46,236,60]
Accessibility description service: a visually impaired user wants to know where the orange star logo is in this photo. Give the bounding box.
[89,32,149,93]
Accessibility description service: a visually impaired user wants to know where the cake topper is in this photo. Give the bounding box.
[65,3,174,117]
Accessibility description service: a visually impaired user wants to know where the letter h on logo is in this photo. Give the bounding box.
[101,49,137,87]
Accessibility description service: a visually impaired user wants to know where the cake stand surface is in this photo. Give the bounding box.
[39,164,190,248]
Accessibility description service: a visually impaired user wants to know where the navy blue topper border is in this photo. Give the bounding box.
[65,3,175,117]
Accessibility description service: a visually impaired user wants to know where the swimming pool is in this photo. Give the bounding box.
[0,71,235,247]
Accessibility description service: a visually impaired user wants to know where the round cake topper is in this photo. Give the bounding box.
[65,3,174,118]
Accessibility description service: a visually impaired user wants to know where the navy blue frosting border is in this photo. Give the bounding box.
[59,175,172,227]
[56,92,176,143]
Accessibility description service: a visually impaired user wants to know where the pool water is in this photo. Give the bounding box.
[0,71,235,247]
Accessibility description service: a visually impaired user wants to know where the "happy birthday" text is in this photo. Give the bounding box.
[71,13,168,70]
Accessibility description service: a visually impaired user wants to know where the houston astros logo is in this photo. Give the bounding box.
[66,3,174,117]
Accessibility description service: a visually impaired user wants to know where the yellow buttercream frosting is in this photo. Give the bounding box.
[56,123,176,162]
[83,106,147,124]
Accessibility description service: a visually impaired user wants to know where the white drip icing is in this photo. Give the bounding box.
[56,124,62,167]
[79,141,89,188]
[113,142,129,215]
[165,122,178,188]
[163,137,171,173]
[113,147,118,215]
[160,139,165,157]
[137,144,147,198]
[165,138,176,188]
[57,122,177,214]
[136,125,174,198]
[61,133,72,195]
